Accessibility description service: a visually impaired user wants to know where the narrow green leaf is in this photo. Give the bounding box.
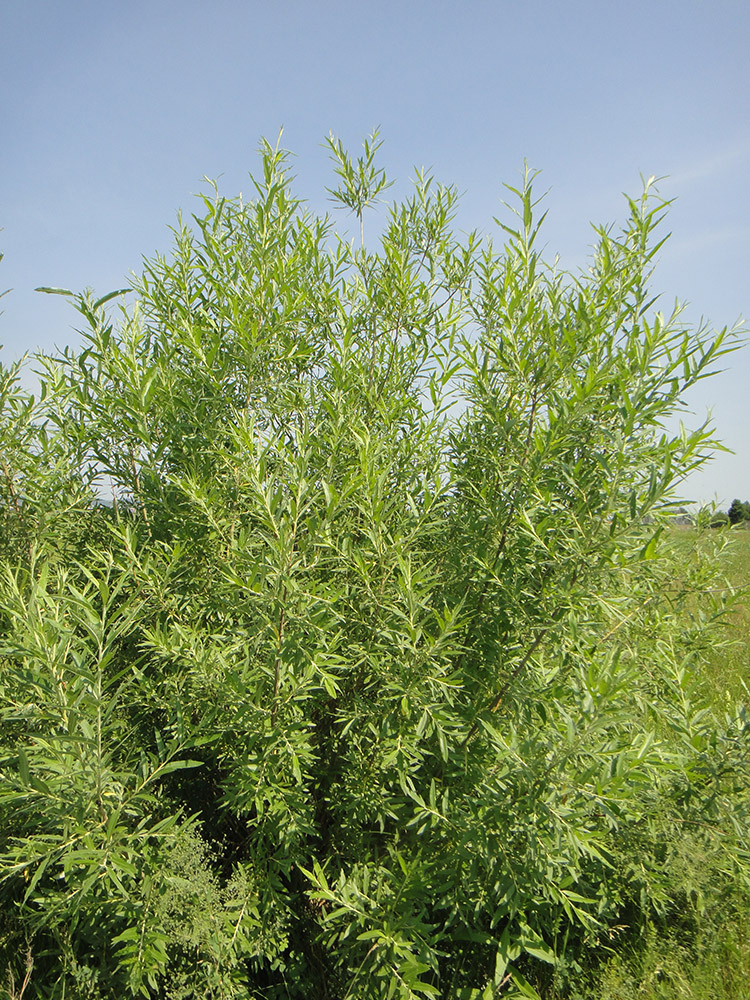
[35,286,74,296]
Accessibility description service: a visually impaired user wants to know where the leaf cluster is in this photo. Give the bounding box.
[0,139,747,999]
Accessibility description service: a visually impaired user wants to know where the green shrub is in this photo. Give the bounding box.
[1,137,748,999]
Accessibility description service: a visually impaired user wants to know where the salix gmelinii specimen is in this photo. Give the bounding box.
[0,136,747,1000]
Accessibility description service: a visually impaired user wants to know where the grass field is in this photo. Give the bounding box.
[709,528,750,695]
[691,527,750,708]
[580,527,750,1000]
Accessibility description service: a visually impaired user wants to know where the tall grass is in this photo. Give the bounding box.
[707,528,750,698]
[574,528,750,1000]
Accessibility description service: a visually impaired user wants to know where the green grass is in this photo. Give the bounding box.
[662,526,750,705]
[582,527,750,1000]
[585,913,750,1000]
[693,527,750,709]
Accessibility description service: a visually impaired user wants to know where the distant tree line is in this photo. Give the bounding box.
[711,499,750,527]
[729,498,750,524]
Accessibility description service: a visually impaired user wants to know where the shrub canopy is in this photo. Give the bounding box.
[0,137,748,999]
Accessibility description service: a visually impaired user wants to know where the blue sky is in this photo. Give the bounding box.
[2,0,748,505]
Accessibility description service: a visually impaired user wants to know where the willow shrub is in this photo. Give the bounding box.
[1,138,748,1000]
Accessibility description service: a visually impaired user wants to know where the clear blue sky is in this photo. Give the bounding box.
[2,0,748,505]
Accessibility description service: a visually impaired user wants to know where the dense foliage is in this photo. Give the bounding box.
[728,499,750,525]
[1,137,748,999]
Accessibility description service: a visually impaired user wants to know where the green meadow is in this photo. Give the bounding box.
[561,527,750,1000]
